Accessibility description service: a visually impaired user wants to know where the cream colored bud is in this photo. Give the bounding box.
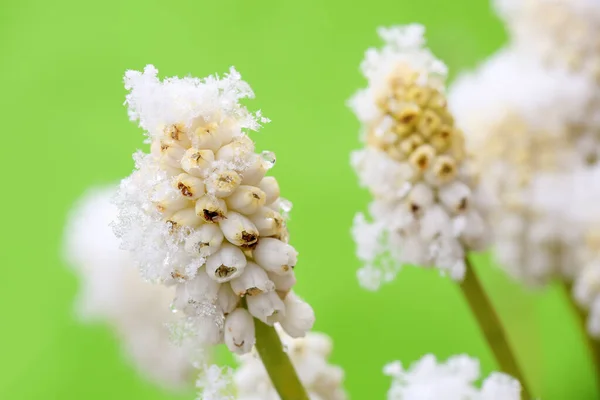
[240,153,268,186]
[226,185,266,215]
[278,291,315,338]
[174,173,205,200]
[416,109,441,137]
[439,181,471,213]
[268,270,296,294]
[181,148,214,178]
[230,261,274,296]
[164,123,191,147]
[167,208,203,229]
[246,291,285,325]
[224,308,255,354]
[216,135,255,163]
[191,122,221,151]
[258,177,280,205]
[399,134,424,156]
[205,243,247,283]
[219,211,259,248]
[406,85,431,107]
[184,224,224,257]
[173,269,220,314]
[407,182,434,214]
[206,170,242,198]
[195,195,228,223]
[253,238,297,275]
[408,144,436,172]
[426,155,457,186]
[152,186,190,216]
[217,284,240,315]
[153,139,186,168]
[249,207,285,237]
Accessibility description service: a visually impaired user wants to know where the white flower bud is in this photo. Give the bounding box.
[206,243,247,283]
[216,135,255,163]
[168,208,204,229]
[278,291,315,338]
[253,238,297,275]
[224,308,255,354]
[206,170,242,198]
[217,284,240,315]
[420,205,451,241]
[163,123,191,147]
[258,177,280,205]
[249,207,285,237]
[240,153,268,186]
[184,224,224,257]
[246,291,285,325]
[226,185,267,215]
[173,268,220,314]
[219,211,259,248]
[439,181,471,213]
[151,139,186,168]
[195,195,228,223]
[191,122,221,152]
[267,270,296,293]
[174,173,205,200]
[230,261,275,296]
[152,185,190,216]
[180,148,214,178]
[407,182,434,215]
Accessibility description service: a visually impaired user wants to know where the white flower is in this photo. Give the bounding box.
[235,328,347,400]
[494,0,600,78]
[350,25,489,288]
[384,354,521,400]
[113,65,313,353]
[449,48,597,286]
[63,186,194,390]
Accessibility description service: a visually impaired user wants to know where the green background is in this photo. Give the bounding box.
[1,0,595,398]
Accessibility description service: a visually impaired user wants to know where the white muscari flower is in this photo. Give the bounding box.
[235,328,347,400]
[449,48,596,286]
[350,25,490,288]
[384,354,522,400]
[113,65,314,355]
[494,0,600,78]
[63,186,194,390]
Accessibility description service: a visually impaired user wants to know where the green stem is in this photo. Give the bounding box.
[560,281,600,389]
[460,257,532,399]
[254,318,310,400]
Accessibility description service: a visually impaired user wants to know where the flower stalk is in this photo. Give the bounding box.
[460,257,532,399]
[254,318,310,400]
[561,281,600,389]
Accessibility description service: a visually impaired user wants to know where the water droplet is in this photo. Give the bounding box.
[170,301,178,313]
[261,151,276,169]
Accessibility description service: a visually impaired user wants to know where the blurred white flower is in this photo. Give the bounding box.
[63,186,194,390]
[449,48,597,286]
[113,65,314,354]
[384,354,521,400]
[350,25,489,289]
[494,0,600,78]
[235,327,346,400]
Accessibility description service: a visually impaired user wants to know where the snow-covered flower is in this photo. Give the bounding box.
[384,354,522,400]
[235,327,346,400]
[350,25,490,289]
[113,65,314,354]
[449,49,597,286]
[63,186,194,390]
[494,0,600,78]
[531,167,600,337]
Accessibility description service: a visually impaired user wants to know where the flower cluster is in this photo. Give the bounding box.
[384,354,521,400]
[235,327,346,400]
[114,66,314,354]
[63,186,194,390]
[350,25,489,289]
[494,0,600,78]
